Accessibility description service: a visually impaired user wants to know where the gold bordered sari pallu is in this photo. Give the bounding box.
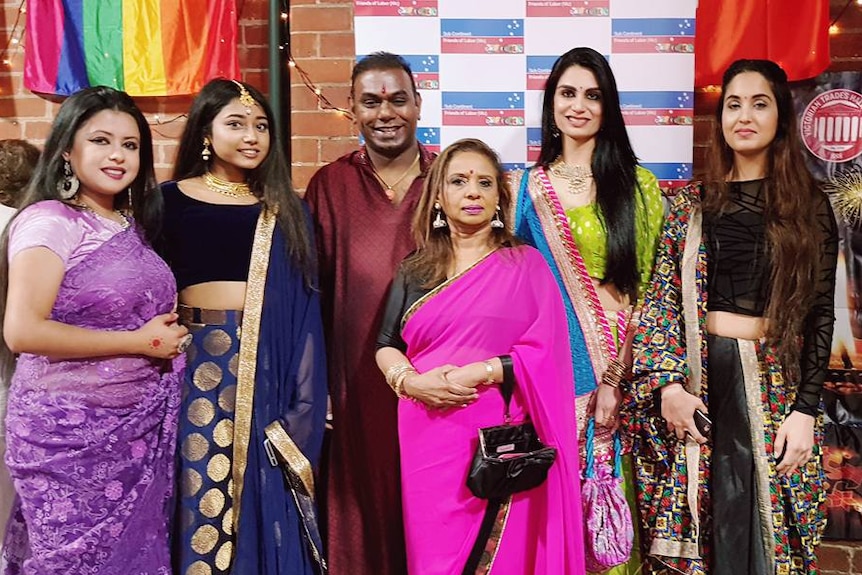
[231,208,329,575]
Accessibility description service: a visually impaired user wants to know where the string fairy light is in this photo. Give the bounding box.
[277,3,354,120]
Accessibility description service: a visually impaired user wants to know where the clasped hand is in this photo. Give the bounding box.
[403,363,485,409]
[136,313,190,359]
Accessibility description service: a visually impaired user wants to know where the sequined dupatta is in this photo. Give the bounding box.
[511,168,629,463]
[228,208,328,575]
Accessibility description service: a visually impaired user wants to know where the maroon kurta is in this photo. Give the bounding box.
[305,145,434,575]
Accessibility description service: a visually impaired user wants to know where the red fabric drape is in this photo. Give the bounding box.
[695,0,830,87]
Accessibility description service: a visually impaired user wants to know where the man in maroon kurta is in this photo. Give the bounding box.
[304,52,435,575]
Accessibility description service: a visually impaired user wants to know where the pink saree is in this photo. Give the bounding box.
[398,246,585,574]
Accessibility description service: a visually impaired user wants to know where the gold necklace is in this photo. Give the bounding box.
[204,171,253,198]
[549,156,593,195]
[369,153,420,201]
[74,199,130,229]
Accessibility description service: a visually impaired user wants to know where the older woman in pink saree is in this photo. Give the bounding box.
[376,139,585,574]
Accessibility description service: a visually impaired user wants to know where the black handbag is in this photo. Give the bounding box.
[465,377,557,500]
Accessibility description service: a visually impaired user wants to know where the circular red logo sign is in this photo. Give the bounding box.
[801,89,862,163]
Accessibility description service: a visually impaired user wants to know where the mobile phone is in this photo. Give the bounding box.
[693,409,712,437]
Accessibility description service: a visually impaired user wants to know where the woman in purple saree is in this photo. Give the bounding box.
[0,87,188,575]
[377,139,585,574]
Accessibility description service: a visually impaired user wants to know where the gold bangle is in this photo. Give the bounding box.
[385,362,416,398]
[482,360,495,385]
[393,368,415,399]
[601,359,628,388]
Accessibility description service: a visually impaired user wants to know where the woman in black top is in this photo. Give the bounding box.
[628,60,837,575]
[160,79,327,575]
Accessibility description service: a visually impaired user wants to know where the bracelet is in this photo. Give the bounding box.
[385,362,416,399]
[601,359,628,389]
[482,360,495,385]
[393,369,416,399]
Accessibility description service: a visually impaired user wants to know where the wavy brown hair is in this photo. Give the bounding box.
[703,59,821,371]
[403,138,515,287]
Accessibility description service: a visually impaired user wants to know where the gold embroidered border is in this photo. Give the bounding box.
[680,204,703,554]
[738,339,777,573]
[531,168,625,459]
[478,496,512,575]
[530,169,609,382]
[263,421,315,498]
[681,207,703,396]
[400,248,499,328]
[506,169,525,232]
[231,208,276,535]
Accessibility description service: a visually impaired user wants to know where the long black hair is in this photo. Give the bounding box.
[538,47,640,298]
[0,86,161,381]
[172,78,315,285]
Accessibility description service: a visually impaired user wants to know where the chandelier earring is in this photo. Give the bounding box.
[57,159,79,199]
[201,137,212,161]
[551,124,561,139]
[127,188,133,212]
[491,204,504,229]
[432,202,448,229]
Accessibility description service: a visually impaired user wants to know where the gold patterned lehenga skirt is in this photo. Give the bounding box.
[174,306,242,575]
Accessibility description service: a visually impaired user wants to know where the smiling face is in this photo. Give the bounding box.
[553,65,603,144]
[208,97,271,181]
[350,67,422,160]
[721,71,779,161]
[65,109,140,204]
[437,150,500,232]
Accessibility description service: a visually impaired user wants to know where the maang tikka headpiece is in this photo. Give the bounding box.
[232,80,256,115]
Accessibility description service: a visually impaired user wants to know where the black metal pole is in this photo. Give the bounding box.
[269,0,290,161]
[269,0,293,165]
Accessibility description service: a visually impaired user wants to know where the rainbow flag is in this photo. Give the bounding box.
[25,0,240,97]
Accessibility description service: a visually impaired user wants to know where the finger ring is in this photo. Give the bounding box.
[177,334,193,354]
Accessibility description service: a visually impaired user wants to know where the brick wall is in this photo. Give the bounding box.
[2,0,862,568]
[288,0,356,189]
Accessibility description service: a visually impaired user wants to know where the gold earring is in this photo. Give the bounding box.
[201,137,212,161]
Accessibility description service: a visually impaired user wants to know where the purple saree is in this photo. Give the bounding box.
[398,246,586,574]
[1,203,182,575]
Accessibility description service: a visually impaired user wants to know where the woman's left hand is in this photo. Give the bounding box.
[443,362,490,389]
[774,410,815,477]
[591,383,622,431]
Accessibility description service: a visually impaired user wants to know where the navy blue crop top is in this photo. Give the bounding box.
[159,181,261,291]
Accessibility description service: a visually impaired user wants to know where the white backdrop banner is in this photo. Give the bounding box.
[354,0,697,189]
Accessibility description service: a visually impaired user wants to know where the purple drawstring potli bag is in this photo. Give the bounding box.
[582,417,634,572]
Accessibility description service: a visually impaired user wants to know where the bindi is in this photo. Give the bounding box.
[381,85,386,94]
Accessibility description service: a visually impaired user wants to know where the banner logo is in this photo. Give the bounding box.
[526,0,609,18]
[612,19,694,54]
[441,19,524,54]
[354,0,438,17]
[801,89,862,163]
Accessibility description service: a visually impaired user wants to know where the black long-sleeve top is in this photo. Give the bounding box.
[703,180,838,416]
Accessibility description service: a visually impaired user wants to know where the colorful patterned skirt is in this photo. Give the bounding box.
[175,306,242,575]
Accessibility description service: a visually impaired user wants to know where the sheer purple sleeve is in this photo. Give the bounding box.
[7,201,82,266]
